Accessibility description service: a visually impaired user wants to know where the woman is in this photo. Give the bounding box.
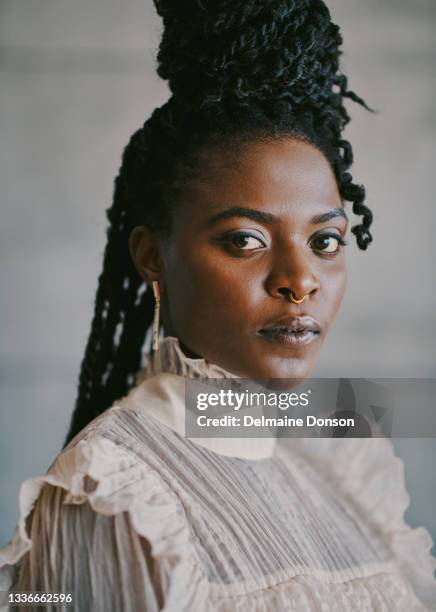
[1,0,435,610]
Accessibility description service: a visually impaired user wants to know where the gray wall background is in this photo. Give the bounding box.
[1,0,435,549]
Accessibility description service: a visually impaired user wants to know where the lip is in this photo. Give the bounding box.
[257,316,321,349]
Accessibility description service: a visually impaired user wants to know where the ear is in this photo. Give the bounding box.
[129,226,165,287]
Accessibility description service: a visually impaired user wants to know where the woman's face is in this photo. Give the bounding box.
[135,137,347,381]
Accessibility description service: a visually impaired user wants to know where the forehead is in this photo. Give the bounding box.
[177,138,342,223]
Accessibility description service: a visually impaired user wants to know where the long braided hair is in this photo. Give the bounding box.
[63,0,373,447]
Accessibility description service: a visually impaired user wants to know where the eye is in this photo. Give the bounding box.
[224,231,266,251]
[310,233,347,254]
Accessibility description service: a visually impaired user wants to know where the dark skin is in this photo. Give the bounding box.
[129,138,348,382]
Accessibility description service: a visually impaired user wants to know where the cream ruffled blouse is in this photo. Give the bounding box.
[1,336,436,611]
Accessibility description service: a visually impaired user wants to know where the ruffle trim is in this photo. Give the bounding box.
[0,432,206,611]
[283,436,436,610]
[137,335,239,383]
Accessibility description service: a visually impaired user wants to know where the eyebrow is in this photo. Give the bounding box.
[206,206,348,226]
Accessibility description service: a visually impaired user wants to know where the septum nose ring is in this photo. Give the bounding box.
[287,290,307,304]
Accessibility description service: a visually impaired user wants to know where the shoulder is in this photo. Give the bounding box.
[0,411,191,592]
[277,436,436,604]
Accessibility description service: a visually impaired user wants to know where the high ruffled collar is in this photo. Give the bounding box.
[139,335,240,382]
[132,335,276,460]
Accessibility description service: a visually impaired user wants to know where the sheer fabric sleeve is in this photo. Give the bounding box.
[12,483,162,612]
[0,432,203,612]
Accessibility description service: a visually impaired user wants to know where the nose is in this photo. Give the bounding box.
[265,246,320,302]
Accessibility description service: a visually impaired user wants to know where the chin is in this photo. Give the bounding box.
[243,356,314,385]
[249,343,319,380]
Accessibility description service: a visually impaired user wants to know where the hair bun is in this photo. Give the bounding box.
[153,0,342,111]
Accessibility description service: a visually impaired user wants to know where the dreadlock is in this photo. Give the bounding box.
[63,0,373,447]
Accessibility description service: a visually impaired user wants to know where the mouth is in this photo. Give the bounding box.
[257,316,321,349]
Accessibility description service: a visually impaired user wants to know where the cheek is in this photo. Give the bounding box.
[322,262,347,322]
[164,246,257,336]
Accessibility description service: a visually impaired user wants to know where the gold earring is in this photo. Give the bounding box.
[152,280,160,351]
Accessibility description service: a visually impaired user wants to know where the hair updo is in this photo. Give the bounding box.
[63,0,374,446]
